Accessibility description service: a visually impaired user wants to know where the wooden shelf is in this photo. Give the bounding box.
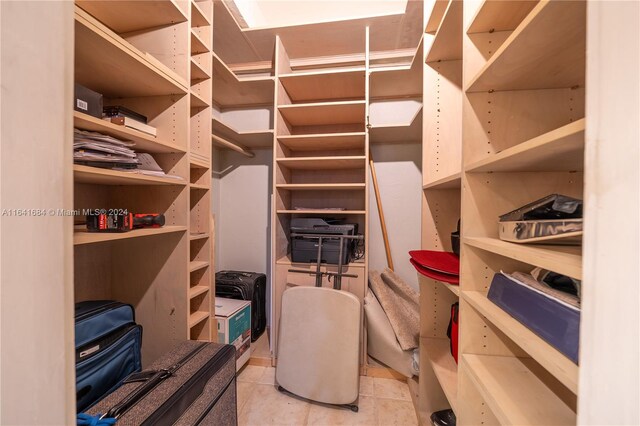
[426,0,463,63]
[189,285,210,299]
[370,38,423,99]
[277,210,366,215]
[279,68,366,102]
[466,0,586,92]
[276,183,366,191]
[75,7,188,98]
[212,53,274,107]
[74,225,187,246]
[190,1,211,27]
[190,90,210,108]
[276,254,366,269]
[370,109,422,144]
[74,165,186,186]
[189,183,209,190]
[74,112,185,154]
[190,58,211,81]
[440,281,460,297]
[190,29,210,54]
[212,118,273,149]
[463,290,578,393]
[463,237,582,280]
[462,354,576,425]
[211,134,254,158]
[277,133,365,151]
[189,156,210,169]
[425,0,449,34]
[278,101,366,127]
[76,0,188,33]
[276,156,366,170]
[423,337,458,412]
[423,172,461,190]
[467,0,538,34]
[189,311,209,328]
[189,260,209,273]
[189,232,209,241]
[466,119,585,173]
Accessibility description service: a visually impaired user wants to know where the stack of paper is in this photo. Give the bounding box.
[114,153,183,180]
[74,129,138,168]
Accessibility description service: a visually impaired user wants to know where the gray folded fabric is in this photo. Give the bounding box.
[368,268,420,351]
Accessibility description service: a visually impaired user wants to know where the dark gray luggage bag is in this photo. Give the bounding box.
[87,341,237,425]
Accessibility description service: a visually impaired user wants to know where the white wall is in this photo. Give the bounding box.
[368,143,422,290]
[579,1,640,424]
[0,1,75,423]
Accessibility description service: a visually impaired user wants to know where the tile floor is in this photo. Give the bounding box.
[236,365,418,426]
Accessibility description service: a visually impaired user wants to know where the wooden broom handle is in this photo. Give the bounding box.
[370,153,394,271]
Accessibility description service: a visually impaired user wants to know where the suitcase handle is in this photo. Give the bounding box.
[102,343,207,419]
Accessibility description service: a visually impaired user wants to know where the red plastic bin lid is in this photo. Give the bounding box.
[409,250,460,276]
[410,258,460,285]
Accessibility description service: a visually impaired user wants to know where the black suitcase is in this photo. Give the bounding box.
[75,300,143,412]
[87,341,237,425]
[215,271,267,342]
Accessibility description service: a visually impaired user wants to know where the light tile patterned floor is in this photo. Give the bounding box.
[237,365,418,426]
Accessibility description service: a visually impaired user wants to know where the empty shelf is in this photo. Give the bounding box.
[190,29,210,54]
[279,68,366,102]
[212,118,273,148]
[423,172,461,190]
[74,6,188,97]
[189,311,209,328]
[423,337,458,412]
[370,38,423,99]
[190,58,211,81]
[370,112,423,144]
[277,133,365,151]
[277,210,366,215]
[212,53,274,107]
[426,0,463,63]
[276,183,366,191]
[466,119,585,172]
[75,0,188,33]
[189,285,210,299]
[190,91,210,108]
[74,225,187,245]
[191,1,211,27]
[467,0,586,92]
[276,156,366,170]
[189,261,209,273]
[278,101,366,127]
[467,0,538,34]
[462,354,576,425]
[189,232,209,241]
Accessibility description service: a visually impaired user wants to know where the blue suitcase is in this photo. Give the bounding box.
[75,300,143,412]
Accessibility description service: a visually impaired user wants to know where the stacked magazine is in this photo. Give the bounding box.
[74,129,138,168]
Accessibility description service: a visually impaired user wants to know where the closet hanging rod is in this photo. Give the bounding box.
[211,134,254,158]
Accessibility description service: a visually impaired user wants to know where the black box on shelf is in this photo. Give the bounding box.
[487,272,580,363]
[74,83,103,118]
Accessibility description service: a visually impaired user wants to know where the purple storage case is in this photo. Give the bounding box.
[487,273,580,364]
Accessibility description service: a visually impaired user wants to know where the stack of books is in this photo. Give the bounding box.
[103,106,157,137]
[74,129,138,169]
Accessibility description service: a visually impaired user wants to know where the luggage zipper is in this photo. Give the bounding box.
[75,301,124,322]
[144,345,235,426]
[76,322,139,363]
[193,374,236,425]
[102,342,208,420]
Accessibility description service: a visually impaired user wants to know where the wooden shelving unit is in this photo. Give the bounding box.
[369,108,423,145]
[416,0,588,423]
[369,38,423,100]
[271,34,370,366]
[188,0,215,343]
[414,0,587,424]
[72,0,215,365]
[212,118,273,149]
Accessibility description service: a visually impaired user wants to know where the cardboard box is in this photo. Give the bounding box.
[74,83,103,118]
[215,297,251,371]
